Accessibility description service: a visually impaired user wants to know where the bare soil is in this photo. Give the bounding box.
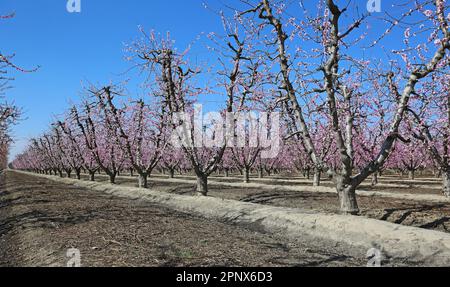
[82,173,450,234]
[178,174,445,195]
[0,171,369,267]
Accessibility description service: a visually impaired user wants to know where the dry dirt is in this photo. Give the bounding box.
[0,171,370,267]
[81,173,450,234]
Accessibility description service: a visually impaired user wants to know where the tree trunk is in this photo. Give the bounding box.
[436,169,442,179]
[169,168,175,179]
[138,173,148,188]
[225,168,229,178]
[109,173,116,184]
[371,173,378,186]
[75,168,81,180]
[313,169,321,187]
[66,170,71,178]
[443,171,450,197]
[408,169,415,180]
[130,168,134,177]
[243,167,250,183]
[196,175,208,196]
[58,170,63,178]
[305,168,310,180]
[258,167,263,179]
[89,171,95,181]
[337,181,359,215]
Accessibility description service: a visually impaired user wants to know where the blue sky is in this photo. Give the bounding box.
[1,0,427,159]
[1,0,227,159]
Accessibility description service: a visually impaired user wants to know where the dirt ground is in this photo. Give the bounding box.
[81,173,450,234]
[0,171,372,267]
[165,173,445,195]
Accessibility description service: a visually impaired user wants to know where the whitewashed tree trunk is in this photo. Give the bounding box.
[244,167,250,183]
[371,173,378,186]
[313,169,321,187]
[138,173,148,188]
[196,175,208,196]
[443,171,450,197]
[337,178,359,215]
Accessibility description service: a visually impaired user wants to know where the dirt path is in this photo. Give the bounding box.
[0,171,370,267]
[73,173,450,234]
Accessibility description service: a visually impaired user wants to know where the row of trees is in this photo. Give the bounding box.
[11,121,436,178]
[0,13,25,174]
[11,0,450,215]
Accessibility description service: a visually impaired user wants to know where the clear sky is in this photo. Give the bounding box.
[1,0,227,159]
[1,0,420,160]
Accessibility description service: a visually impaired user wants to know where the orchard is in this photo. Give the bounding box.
[2,0,450,268]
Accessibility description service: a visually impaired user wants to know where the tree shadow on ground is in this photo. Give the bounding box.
[293,255,352,267]
[240,192,312,204]
[420,217,450,231]
[379,204,446,224]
